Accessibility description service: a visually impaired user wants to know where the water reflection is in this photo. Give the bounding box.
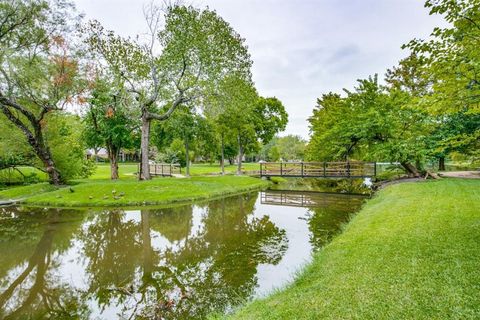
[0,191,364,319]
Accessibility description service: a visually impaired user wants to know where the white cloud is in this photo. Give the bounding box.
[75,0,444,138]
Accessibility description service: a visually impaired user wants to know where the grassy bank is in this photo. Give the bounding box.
[223,179,480,319]
[0,163,260,184]
[0,175,269,207]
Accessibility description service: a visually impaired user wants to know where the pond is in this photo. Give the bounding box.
[0,190,367,319]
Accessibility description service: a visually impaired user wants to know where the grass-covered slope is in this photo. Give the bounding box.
[225,179,480,319]
[0,176,268,207]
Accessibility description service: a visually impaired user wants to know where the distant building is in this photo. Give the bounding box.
[86,148,139,162]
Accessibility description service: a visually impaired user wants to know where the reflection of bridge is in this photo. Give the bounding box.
[260,190,369,208]
[260,162,376,178]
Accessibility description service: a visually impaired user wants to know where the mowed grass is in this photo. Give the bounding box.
[0,175,268,207]
[0,162,261,183]
[91,162,260,177]
[89,163,139,180]
[223,179,480,319]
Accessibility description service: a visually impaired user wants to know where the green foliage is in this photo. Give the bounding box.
[260,135,306,161]
[83,77,139,158]
[0,0,86,184]
[156,138,187,166]
[306,76,430,168]
[254,97,288,144]
[44,113,92,180]
[406,0,480,114]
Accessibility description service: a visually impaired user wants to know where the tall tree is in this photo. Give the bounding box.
[307,76,430,176]
[0,0,84,185]
[86,4,251,180]
[83,77,138,179]
[404,0,480,163]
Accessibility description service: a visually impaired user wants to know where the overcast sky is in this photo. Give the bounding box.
[75,0,443,138]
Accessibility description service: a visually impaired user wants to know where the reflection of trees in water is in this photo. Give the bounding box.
[307,197,363,250]
[79,210,143,309]
[0,208,89,319]
[79,193,288,319]
[145,193,288,319]
[0,193,288,319]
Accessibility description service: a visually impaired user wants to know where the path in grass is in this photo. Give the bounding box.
[0,175,269,207]
[223,179,480,319]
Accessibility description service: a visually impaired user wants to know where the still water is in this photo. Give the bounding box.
[0,190,366,319]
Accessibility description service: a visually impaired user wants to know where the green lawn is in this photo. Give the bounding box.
[222,179,480,319]
[0,175,268,207]
[89,162,260,178]
[89,163,139,180]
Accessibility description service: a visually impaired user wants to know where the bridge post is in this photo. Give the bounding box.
[260,162,263,177]
[323,162,326,177]
[301,162,304,177]
[154,164,157,176]
[280,162,283,176]
[347,161,350,178]
[374,162,377,176]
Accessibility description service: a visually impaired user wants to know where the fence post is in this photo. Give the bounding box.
[374,162,377,177]
[347,161,350,178]
[301,162,304,177]
[323,162,326,177]
[280,162,283,176]
[154,164,157,176]
[260,163,263,177]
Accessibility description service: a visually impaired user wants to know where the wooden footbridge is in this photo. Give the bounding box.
[259,161,376,178]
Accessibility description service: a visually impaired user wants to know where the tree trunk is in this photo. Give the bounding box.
[439,156,446,171]
[107,145,119,180]
[236,134,243,175]
[220,132,225,175]
[141,210,153,275]
[185,138,190,177]
[44,156,62,186]
[401,161,421,178]
[140,114,151,180]
[2,110,61,185]
[94,147,100,162]
[33,130,61,185]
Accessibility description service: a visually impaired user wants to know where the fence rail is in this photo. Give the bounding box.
[260,161,376,178]
[138,163,181,177]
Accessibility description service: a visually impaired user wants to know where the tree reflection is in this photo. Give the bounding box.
[0,193,289,319]
[79,210,143,309]
[307,195,365,250]
[0,207,89,319]
[79,193,288,319]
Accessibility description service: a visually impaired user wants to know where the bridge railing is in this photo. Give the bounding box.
[260,161,376,178]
